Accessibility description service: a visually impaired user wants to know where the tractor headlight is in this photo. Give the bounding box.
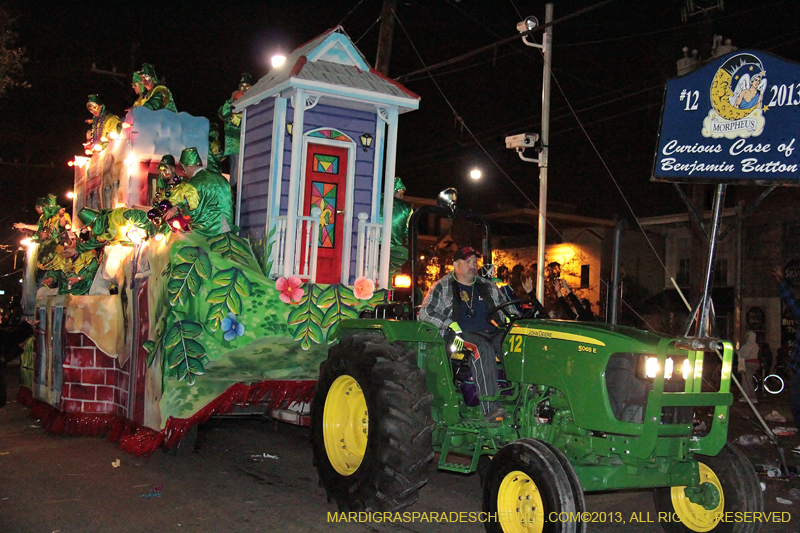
[638,355,690,380]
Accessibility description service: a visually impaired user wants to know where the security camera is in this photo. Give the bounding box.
[516,16,538,33]
[505,133,539,150]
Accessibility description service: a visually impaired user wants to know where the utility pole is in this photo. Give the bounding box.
[510,5,553,304]
[375,0,397,76]
[536,4,553,305]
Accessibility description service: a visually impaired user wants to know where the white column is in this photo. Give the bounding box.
[266,96,288,273]
[378,106,399,289]
[284,88,306,278]
[370,110,387,222]
[234,108,247,227]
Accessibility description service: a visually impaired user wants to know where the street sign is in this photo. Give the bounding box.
[653,49,800,183]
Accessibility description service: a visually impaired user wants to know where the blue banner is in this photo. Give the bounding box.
[653,49,800,183]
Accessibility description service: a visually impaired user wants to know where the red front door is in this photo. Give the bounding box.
[303,143,348,284]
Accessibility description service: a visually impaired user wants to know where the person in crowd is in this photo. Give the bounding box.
[737,330,760,404]
[774,267,800,440]
[419,246,516,421]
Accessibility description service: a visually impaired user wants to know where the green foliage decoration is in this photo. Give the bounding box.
[208,233,254,267]
[167,246,212,306]
[163,319,207,385]
[206,267,252,331]
[318,284,360,331]
[287,283,324,350]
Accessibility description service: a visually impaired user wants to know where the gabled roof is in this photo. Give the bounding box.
[234,26,420,114]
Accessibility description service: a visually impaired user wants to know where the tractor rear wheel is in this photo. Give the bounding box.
[311,332,433,512]
[483,439,580,533]
[653,443,763,532]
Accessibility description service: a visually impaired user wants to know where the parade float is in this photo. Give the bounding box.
[18,26,420,455]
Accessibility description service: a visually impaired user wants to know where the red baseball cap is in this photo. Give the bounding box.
[453,246,480,261]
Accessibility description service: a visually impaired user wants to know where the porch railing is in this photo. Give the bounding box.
[355,212,383,283]
[273,206,321,283]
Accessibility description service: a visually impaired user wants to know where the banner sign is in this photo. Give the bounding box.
[653,49,800,183]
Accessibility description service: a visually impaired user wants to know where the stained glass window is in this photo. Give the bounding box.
[311,181,337,248]
[313,153,339,174]
[309,129,349,141]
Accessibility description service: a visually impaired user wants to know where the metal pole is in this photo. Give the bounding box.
[610,218,627,324]
[536,3,553,304]
[697,183,726,337]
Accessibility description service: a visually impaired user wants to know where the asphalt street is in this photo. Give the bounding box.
[2,362,799,533]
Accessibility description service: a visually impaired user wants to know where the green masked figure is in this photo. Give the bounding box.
[42,232,99,296]
[137,63,177,112]
[75,206,154,254]
[378,177,413,276]
[84,94,121,153]
[207,123,224,174]
[168,147,237,237]
[21,195,72,274]
[131,71,147,108]
[218,73,252,158]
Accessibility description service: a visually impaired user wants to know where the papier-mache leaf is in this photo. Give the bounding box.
[208,233,253,267]
[338,284,360,306]
[316,284,338,308]
[175,246,199,263]
[293,319,323,350]
[168,247,212,307]
[322,303,358,329]
[206,302,226,332]
[204,268,251,330]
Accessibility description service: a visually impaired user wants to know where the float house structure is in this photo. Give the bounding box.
[20,26,420,454]
[233,26,420,287]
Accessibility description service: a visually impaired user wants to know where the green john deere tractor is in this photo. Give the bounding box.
[310,193,763,533]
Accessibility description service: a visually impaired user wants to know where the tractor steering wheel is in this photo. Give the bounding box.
[489,299,536,321]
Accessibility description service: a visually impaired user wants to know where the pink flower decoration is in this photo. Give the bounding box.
[353,276,375,300]
[276,275,305,304]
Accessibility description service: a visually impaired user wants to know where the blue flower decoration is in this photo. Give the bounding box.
[221,312,245,341]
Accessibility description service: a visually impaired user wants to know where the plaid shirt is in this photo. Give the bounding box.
[419,273,515,336]
[779,281,800,375]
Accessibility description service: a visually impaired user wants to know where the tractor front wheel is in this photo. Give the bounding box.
[653,443,763,532]
[483,439,580,533]
[311,332,433,512]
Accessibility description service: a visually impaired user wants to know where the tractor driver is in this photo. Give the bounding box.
[420,246,517,421]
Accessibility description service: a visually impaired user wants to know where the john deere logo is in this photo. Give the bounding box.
[704,53,767,139]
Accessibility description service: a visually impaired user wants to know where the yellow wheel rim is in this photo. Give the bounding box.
[670,463,724,532]
[322,375,368,476]
[497,470,545,533]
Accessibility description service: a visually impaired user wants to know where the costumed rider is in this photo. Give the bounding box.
[13,194,71,243]
[378,177,413,278]
[217,73,253,189]
[41,230,99,296]
[14,194,72,276]
[75,206,155,255]
[135,63,177,112]
[207,122,224,174]
[163,147,237,237]
[83,94,121,155]
[419,246,516,421]
[131,71,147,108]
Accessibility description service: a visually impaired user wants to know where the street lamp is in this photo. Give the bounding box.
[271,54,286,69]
[470,168,481,180]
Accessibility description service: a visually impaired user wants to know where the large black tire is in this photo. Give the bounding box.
[653,443,764,532]
[537,441,587,533]
[483,439,580,533]
[311,332,434,511]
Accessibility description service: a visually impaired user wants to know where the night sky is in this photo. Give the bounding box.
[1,0,799,295]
